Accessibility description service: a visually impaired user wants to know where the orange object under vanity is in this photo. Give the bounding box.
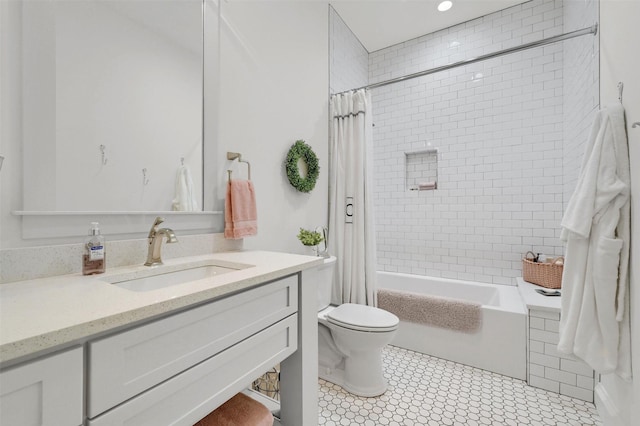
[193,393,274,426]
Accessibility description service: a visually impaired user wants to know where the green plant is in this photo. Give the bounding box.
[297,228,324,246]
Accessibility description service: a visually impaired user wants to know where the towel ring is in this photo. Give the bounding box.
[227,152,251,180]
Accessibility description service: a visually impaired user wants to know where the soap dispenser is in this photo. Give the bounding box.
[83,222,106,275]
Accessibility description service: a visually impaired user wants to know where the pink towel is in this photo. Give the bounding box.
[224,180,257,239]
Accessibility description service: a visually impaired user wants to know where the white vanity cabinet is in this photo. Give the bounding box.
[87,275,298,425]
[0,347,83,426]
[0,252,320,426]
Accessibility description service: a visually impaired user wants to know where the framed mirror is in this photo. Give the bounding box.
[21,0,206,213]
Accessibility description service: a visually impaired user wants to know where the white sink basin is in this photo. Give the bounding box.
[104,260,251,292]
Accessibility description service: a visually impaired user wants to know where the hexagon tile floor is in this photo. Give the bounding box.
[318,345,602,426]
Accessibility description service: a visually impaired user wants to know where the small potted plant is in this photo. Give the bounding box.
[297,228,324,256]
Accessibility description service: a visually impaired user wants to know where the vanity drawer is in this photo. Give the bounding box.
[88,274,297,417]
[89,314,297,426]
[0,347,83,426]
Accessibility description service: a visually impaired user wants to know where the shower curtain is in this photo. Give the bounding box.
[329,89,377,306]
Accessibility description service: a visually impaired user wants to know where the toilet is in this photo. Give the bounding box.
[310,256,399,397]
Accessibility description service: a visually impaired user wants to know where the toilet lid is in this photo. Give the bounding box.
[326,303,399,332]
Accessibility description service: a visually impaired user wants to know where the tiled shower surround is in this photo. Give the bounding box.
[368,0,598,284]
[528,308,596,402]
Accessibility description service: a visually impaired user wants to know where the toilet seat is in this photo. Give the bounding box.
[326,303,399,332]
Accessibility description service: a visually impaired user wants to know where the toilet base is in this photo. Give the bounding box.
[319,350,388,397]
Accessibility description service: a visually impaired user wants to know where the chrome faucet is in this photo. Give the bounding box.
[316,226,329,258]
[144,217,178,266]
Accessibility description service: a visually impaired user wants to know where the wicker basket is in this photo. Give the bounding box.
[522,251,564,289]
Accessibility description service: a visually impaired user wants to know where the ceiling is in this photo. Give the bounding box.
[330,0,528,52]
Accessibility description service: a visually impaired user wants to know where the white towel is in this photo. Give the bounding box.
[172,165,198,211]
[557,104,631,380]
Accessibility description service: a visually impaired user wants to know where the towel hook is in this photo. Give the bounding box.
[99,144,108,165]
[633,123,640,128]
[142,168,149,186]
[618,82,623,104]
[180,157,185,166]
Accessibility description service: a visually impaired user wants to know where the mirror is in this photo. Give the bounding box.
[21,0,205,212]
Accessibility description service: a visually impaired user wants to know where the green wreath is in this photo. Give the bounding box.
[285,140,319,193]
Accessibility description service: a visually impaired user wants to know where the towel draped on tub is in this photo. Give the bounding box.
[378,288,482,333]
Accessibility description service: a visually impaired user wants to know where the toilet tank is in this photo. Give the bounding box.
[307,256,336,311]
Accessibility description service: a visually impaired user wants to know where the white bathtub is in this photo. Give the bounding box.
[378,272,527,380]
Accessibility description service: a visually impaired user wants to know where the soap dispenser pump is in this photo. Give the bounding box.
[82,222,106,275]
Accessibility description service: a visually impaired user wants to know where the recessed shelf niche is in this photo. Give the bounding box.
[405,148,438,191]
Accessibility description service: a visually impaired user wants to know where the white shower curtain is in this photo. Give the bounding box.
[329,89,377,306]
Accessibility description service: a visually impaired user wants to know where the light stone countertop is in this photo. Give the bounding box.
[0,250,323,366]
[516,277,562,312]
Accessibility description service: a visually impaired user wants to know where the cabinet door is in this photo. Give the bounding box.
[0,347,83,426]
[89,315,297,426]
[88,275,297,417]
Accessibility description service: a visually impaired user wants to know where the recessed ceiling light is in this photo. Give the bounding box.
[438,1,453,12]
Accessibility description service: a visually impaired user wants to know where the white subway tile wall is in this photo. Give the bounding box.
[329,6,368,95]
[562,0,599,210]
[368,0,598,284]
[528,308,595,402]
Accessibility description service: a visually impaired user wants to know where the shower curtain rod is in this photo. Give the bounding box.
[337,23,598,95]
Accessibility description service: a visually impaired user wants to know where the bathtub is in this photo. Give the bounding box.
[378,272,527,380]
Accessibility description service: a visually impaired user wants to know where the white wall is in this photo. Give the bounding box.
[1,0,329,256]
[597,1,640,424]
[329,5,368,95]
[218,1,329,255]
[369,0,566,284]
[0,1,4,247]
[0,2,3,245]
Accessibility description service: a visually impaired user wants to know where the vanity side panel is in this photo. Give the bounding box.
[280,269,319,425]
